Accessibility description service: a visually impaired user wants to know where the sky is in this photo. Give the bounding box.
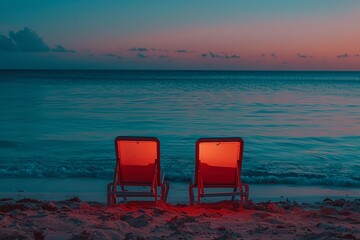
[0,0,360,70]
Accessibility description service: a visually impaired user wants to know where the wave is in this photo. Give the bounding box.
[0,165,359,188]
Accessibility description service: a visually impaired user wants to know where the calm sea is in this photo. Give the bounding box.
[0,70,359,188]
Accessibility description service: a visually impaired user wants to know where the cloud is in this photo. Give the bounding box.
[336,53,350,58]
[354,54,359,57]
[297,53,313,58]
[52,44,76,53]
[0,27,75,53]
[150,48,169,52]
[225,54,240,59]
[261,53,266,57]
[103,53,123,59]
[104,53,117,57]
[271,53,277,58]
[130,47,148,52]
[0,35,16,51]
[137,52,147,58]
[9,27,49,52]
[174,49,188,53]
[200,51,240,59]
[209,51,222,58]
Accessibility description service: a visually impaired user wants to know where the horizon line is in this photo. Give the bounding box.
[1,69,360,72]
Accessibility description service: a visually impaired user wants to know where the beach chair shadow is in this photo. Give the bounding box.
[189,138,249,207]
[107,136,170,206]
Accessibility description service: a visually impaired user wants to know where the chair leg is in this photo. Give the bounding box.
[231,186,237,201]
[197,184,201,205]
[243,183,249,204]
[154,180,158,204]
[163,181,170,203]
[239,196,244,210]
[160,183,165,202]
[107,193,115,206]
[121,185,127,201]
[189,183,195,206]
[237,183,243,209]
[107,183,116,206]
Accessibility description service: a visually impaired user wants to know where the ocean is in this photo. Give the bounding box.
[0,70,360,189]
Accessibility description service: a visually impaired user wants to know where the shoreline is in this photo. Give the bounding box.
[0,177,359,204]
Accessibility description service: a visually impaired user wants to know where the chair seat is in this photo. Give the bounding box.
[201,164,237,185]
[121,164,155,183]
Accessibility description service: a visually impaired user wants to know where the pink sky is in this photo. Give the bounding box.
[1,1,360,69]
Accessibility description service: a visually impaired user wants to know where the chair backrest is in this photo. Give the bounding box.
[115,136,160,184]
[195,138,244,186]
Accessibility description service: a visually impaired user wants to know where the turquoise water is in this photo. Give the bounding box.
[0,70,359,188]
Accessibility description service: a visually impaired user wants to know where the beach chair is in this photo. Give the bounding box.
[189,138,249,206]
[107,136,169,206]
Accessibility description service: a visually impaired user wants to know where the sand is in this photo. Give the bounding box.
[0,178,359,239]
[0,197,359,240]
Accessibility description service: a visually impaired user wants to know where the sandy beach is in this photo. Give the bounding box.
[0,178,359,239]
[1,196,359,239]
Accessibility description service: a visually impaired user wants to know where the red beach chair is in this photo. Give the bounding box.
[107,136,169,205]
[189,138,249,206]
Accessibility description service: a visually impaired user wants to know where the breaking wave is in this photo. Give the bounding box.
[0,164,359,188]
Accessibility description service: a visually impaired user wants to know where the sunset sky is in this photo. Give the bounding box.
[1,0,360,70]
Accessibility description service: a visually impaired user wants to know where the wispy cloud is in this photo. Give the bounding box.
[174,49,188,53]
[103,53,122,59]
[271,53,277,59]
[103,53,116,57]
[137,52,147,58]
[336,53,350,58]
[174,49,194,53]
[209,51,221,58]
[200,51,240,59]
[130,47,148,52]
[225,54,240,59]
[297,53,313,58]
[53,44,76,53]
